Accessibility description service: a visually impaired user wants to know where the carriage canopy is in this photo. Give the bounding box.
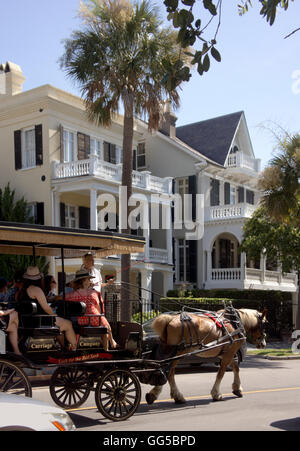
[0,222,145,258]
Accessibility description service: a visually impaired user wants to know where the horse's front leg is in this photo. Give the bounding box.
[231,358,243,398]
[145,385,163,405]
[211,351,236,401]
[169,360,186,404]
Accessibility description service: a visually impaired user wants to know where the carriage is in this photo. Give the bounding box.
[0,222,266,421]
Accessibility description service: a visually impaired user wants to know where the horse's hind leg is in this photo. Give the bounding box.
[169,361,186,404]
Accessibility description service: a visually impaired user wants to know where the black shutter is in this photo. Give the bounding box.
[246,190,254,205]
[133,149,137,170]
[14,130,22,170]
[188,175,197,221]
[238,186,245,203]
[79,206,90,229]
[188,240,198,284]
[171,179,175,223]
[36,202,44,225]
[210,179,220,206]
[224,182,230,205]
[77,133,90,160]
[60,203,66,228]
[35,124,43,166]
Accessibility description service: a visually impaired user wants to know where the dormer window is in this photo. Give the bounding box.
[230,145,239,154]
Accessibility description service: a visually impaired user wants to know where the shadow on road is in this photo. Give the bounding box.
[271,417,300,431]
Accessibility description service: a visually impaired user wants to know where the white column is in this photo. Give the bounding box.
[90,188,98,231]
[166,203,173,265]
[163,271,173,296]
[140,269,152,305]
[241,252,246,281]
[53,191,61,227]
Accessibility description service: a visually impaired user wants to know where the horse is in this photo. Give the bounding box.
[145,308,267,404]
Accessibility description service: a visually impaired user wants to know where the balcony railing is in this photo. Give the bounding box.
[52,156,173,194]
[205,204,257,221]
[226,152,261,172]
[131,247,169,264]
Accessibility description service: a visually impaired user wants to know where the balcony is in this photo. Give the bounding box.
[205,203,257,222]
[226,152,261,172]
[206,267,298,291]
[52,156,172,194]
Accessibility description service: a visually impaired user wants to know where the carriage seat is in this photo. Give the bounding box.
[15,302,60,337]
[52,301,108,336]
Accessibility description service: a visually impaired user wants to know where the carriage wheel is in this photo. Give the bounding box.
[0,359,32,397]
[50,367,91,409]
[95,368,141,422]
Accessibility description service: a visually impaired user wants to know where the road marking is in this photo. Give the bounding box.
[65,386,300,413]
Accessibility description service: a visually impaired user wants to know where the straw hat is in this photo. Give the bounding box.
[23,266,43,280]
[70,269,95,283]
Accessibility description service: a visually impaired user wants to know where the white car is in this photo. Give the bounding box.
[0,393,76,431]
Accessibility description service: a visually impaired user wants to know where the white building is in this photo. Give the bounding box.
[0,62,298,313]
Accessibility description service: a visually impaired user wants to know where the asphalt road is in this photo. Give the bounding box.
[31,355,300,432]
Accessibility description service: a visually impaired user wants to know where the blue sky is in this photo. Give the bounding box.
[1,0,300,168]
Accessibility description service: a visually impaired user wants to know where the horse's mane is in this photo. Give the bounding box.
[238,309,260,331]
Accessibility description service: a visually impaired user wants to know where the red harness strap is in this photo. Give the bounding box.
[203,313,227,329]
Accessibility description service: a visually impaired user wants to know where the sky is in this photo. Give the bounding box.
[1,0,300,169]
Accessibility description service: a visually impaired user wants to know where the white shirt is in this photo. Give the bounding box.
[81,265,102,293]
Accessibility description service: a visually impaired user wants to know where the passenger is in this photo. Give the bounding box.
[17,266,77,351]
[4,270,24,308]
[0,307,21,355]
[0,275,22,354]
[0,277,8,302]
[44,275,57,301]
[66,269,117,351]
[81,253,115,317]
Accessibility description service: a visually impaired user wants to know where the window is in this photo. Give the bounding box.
[63,130,75,162]
[136,142,146,168]
[178,239,190,282]
[65,204,77,228]
[22,129,36,168]
[224,182,236,205]
[90,138,102,159]
[14,125,43,170]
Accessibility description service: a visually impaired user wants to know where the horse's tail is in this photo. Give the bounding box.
[152,314,174,343]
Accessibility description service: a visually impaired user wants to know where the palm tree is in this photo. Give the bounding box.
[60,0,185,321]
[258,133,300,328]
[258,134,300,226]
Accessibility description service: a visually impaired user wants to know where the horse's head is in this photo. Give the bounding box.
[251,309,268,349]
[238,308,268,349]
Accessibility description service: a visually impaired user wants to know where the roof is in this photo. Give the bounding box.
[176,111,244,166]
[0,222,145,258]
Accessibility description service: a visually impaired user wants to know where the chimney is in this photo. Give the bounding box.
[0,62,26,96]
[159,100,177,139]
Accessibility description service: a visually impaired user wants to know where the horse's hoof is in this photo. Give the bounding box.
[212,395,223,402]
[232,390,243,398]
[145,393,156,405]
[174,398,186,404]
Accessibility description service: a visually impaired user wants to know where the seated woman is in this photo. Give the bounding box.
[0,308,21,355]
[66,269,117,351]
[17,266,77,351]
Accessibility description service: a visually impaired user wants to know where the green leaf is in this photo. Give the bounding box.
[202,54,210,72]
[211,46,221,62]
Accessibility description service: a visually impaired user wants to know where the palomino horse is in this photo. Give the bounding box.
[145,308,267,404]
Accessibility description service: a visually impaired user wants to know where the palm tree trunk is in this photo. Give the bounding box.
[120,92,134,322]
